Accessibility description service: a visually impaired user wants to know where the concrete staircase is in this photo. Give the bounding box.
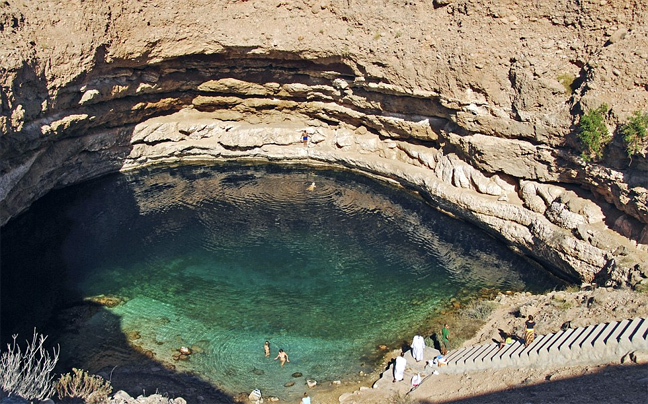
[373,317,648,389]
[442,317,648,374]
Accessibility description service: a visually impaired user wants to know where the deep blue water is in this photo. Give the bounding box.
[0,163,562,400]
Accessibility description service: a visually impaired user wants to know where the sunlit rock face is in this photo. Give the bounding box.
[1,0,648,286]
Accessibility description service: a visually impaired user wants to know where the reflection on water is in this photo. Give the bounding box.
[1,163,563,400]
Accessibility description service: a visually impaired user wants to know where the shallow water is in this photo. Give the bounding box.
[1,163,562,400]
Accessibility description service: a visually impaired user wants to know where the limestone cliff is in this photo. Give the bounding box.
[1,0,647,286]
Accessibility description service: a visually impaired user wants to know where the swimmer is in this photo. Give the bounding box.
[274,348,289,366]
[307,182,316,191]
[264,341,270,357]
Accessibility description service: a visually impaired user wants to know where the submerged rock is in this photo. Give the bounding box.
[172,353,190,361]
[86,294,125,308]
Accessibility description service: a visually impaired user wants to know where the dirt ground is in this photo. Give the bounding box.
[336,362,648,404]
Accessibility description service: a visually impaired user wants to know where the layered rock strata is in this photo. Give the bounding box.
[1,0,648,286]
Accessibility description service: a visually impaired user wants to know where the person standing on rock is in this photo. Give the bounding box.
[393,351,406,382]
[301,130,309,147]
[411,334,425,362]
[525,315,536,347]
[301,392,311,404]
[441,324,450,355]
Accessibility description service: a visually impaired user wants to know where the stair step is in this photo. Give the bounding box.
[547,329,573,363]
[455,345,485,367]
[569,324,598,355]
[536,332,563,361]
[464,344,493,366]
[524,333,553,362]
[447,347,474,367]
[445,346,469,365]
[510,336,537,366]
[491,340,521,367]
[604,319,632,357]
[618,318,645,352]
[579,322,607,350]
[592,321,619,352]
[558,326,587,356]
[475,344,499,369]
[630,317,648,349]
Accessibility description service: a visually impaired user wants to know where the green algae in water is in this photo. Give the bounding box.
[1,163,563,401]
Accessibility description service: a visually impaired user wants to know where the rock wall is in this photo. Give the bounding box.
[1,0,648,286]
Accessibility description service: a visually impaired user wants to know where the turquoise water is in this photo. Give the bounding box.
[1,163,562,400]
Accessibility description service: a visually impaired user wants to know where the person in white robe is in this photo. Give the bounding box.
[411,335,425,362]
[393,352,407,382]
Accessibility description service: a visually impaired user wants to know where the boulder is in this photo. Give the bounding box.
[545,201,586,229]
[248,389,262,402]
[111,390,136,404]
[520,181,547,214]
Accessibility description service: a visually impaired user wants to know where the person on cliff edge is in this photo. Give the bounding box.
[411,334,425,362]
[393,351,406,382]
[441,323,450,355]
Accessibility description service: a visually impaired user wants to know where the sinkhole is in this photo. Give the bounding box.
[0,162,564,401]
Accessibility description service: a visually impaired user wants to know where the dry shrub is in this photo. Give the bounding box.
[462,300,496,321]
[431,300,497,350]
[0,330,60,401]
[57,368,113,404]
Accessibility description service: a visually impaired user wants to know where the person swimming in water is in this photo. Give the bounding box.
[264,341,270,357]
[274,348,289,366]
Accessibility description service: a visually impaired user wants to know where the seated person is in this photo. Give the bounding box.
[411,373,422,388]
[499,332,516,349]
[426,354,448,367]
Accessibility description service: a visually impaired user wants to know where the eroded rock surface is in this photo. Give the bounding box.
[1,0,648,285]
